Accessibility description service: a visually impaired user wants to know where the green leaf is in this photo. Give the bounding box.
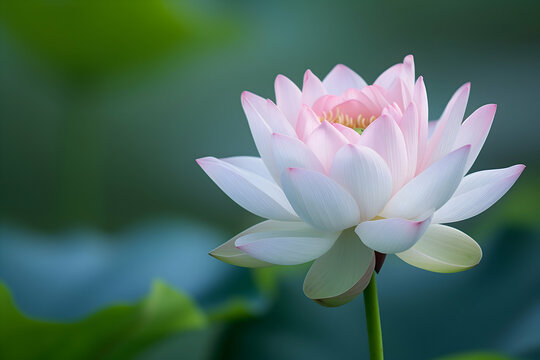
[0,0,238,77]
[0,280,207,360]
[434,350,518,360]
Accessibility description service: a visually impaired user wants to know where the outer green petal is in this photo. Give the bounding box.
[396,224,482,273]
[303,228,375,307]
[209,221,277,268]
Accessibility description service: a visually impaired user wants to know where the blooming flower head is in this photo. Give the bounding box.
[197,55,524,307]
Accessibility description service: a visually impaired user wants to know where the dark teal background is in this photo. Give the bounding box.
[0,1,539,359]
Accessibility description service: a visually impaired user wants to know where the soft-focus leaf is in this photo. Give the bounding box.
[433,351,516,360]
[0,0,237,77]
[0,281,207,360]
[219,226,540,360]
[0,221,271,320]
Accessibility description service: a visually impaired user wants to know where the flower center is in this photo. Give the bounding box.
[319,108,377,131]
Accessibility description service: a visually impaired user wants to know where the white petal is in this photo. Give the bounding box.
[333,123,362,143]
[281,167,360,232]
[296,105,321,141]
[386,77,411,110]
[209,221,277,268]
[355,216,432,254]
[303,228,375,306]
[197,157,297,221]
[271,133,325,174]
[358,115,408,191]
[275,74,302,127]
[397,224,482,273]
[235,221,339,265]
[375,55,414,94]
[374,63,402,89]
[424,83,470,168]
[433,165,525,223]
[382,145,471,220]
[322,64,367,95]
[330,144,392,221]
[452,104,496,174]
[222,156,273,182]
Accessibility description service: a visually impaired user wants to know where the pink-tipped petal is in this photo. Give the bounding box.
[281,167,360,232]
[381,103,403,122]
[271,133,325,174]
[413,77,429,168]
[432,164,525,223]
[386,78,411,110]
[424,83,470,169]
[399,103,420,182]
[332,123,362,143]
[401,54,415,90]
[381,145,471,220]
[322,64,368,95]
[306,121,349,171]
[296,105,321,141]
[374,63,403,89]
[330,144,393,221]
[349,85,390,113]
[452,104,496,174]
[311,95,345,116]
[342,88,377,109]
[235,221,339,265]
[331,99,374,119]
[197,157,297,221]
[302,70,326,106]
[355,216,432,254]
[275,74,302,127]
[358,115,408,191]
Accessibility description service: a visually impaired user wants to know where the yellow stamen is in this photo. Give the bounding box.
[320,108,377,130]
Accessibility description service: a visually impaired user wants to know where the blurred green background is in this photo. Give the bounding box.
[1,0,539,359]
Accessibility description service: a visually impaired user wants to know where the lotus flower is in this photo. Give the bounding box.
[197,55,524,307]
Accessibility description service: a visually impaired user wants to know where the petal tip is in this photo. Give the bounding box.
[332,63,349,73]
[241,91,254,104]
[196,156,214,167]
[275,74,287,83]
[514,164,526,175]
[304,69,314,82]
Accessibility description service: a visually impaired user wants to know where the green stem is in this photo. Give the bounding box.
[363,273,384,360]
